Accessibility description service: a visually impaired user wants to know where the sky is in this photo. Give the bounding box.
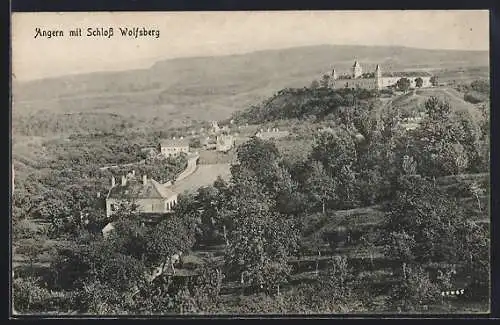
[12,10,489,81]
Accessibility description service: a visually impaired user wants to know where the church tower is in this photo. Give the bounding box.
[352,60,362,79]
[331,68,337,81]
[375,64,382,90]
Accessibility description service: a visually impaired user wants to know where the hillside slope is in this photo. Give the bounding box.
[13,45,488,124]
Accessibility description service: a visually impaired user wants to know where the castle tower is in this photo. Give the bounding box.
[352,60,362,79]
[375,64,382,90]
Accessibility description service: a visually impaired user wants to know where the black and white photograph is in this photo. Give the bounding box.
[11,10,490,316]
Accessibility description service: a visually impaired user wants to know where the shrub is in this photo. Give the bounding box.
[464,92,487,104]
[387,265,441,312]
[13,277,53,313]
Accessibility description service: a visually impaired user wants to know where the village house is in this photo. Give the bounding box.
[209,120,222,134]
[255,128,290,140]
[105,171,178,218]
[216,134,235,152]
[158,137,190,157]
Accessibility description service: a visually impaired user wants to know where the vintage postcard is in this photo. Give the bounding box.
[11,10,490,316]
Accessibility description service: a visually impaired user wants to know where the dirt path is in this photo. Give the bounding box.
[171,163,231,194]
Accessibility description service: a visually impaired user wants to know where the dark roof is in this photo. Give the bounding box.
[382,71,432,77]
[159,138,190,147]
[108,177,177,200]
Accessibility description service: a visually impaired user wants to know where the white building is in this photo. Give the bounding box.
[105,173,178,218]
[158,138,190,157]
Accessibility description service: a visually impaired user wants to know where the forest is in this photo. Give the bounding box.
[12,85,490,314]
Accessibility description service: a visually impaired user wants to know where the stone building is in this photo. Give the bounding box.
[105,172,178,218]
[158,137,190,157]
[329,60,433,90]
[216,134,235,152]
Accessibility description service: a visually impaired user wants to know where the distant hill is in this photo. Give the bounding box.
[13,44,488,126]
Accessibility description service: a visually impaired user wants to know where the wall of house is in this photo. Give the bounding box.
[106,197,176,218]
[331,78,378,90]
[164,196,178,211]
[161,146,190,157]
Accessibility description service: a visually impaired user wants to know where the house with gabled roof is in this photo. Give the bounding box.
[105,172,178,218]
[158,137,190,157]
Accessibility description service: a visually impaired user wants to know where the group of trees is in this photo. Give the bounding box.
[12,131,190,239]
[101,153,187,184]
[456,79,490,104]
[13,85,490,314]
[232,87,378,125]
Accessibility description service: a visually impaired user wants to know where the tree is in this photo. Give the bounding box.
[189,137,201,148]
[235,137,281,188]
[303,161,336,214]
[310,80,320,89]
[187,262,225,313]
[412,97,475,176]
[415,77,423,88]
[320,256,356,303]
[381,175,464,264]
[13,276,54,313]
[320,74,331,88]
[396,78,411,93]
[430,75,439,87]
[384,230,417,279]
[223,176,300,295]
[16,241,44,276]
[145,215,196,272]
[459,221,489,298]
[311,128,357,176]
[387,265,440,312]
[356,233,379,270]
[424,96,450,120]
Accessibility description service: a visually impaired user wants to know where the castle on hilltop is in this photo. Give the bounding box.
[329,60,433,90]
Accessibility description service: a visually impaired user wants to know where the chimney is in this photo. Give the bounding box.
[121,175,127,186]
[111,176,116,187]
[132,170,135,177]
[143,174,147,185]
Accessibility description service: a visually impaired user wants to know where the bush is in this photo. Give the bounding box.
[387,265,441,312]
[464,92,487,104]
[13,277,58,313]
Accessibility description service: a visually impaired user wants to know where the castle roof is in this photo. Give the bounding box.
[108,177,177,200]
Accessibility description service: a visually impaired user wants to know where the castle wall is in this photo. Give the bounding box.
[380,77,400,88]
[331,78,378,90]
[329,61,433,90]
[380,76,432,88]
